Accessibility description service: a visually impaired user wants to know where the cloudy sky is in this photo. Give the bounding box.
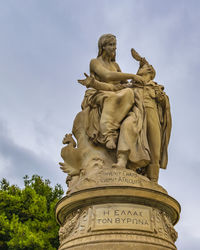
[0,0,200,249]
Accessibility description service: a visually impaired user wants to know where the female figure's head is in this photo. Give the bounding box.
[97,34,116,61]
[137,63,156,80]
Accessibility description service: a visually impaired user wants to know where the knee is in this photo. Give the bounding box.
[120,88,134,103]
[121,118,131,129]
[123,88,133,97]
[121,116,137,133]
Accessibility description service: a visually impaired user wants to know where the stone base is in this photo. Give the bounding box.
[65,244,173,250]
[61,240,175,250]
[56,169,180,250]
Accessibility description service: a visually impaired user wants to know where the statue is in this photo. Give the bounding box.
[56,34,180,250]
[60,33,171,187]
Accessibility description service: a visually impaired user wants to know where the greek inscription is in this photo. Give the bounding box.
[92,204,153,232]
[103,210,110,216]
[96,217,149,225]
[98,170,141,185]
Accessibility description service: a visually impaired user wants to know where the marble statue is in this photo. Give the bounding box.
[56,34,180,250]
[60,33,171,184]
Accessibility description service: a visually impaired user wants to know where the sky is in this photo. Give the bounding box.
[0,0,200,249]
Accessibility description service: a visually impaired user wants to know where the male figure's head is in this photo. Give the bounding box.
[97,34,116,61]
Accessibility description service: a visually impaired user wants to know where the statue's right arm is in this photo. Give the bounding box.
[90,59,144,84]
[78,73,124,91]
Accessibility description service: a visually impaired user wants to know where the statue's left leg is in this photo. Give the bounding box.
[100,88,134,149]
[145,108,161,182]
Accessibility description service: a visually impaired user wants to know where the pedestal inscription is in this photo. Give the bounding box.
[92,204,153,232]
[97,170,142,185]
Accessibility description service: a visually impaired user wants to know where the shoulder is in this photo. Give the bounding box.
[90,58,104,73]
[90,58,99,67]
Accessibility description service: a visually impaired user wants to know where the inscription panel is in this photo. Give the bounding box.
[92,204,153,232]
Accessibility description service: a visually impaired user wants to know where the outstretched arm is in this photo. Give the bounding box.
[78,73,125,91]
[90,59,144,84]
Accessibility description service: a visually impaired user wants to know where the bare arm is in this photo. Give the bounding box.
[90,59,143,84]
[78,73,125,91]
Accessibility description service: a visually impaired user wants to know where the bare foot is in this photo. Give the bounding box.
[149,178,158,183]
[112,162,125,168]
[106,137,116,149]
[112,152,128,168]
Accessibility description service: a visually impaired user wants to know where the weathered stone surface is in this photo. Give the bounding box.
[56,34,180,249]
[65,167,167,195]
[56,186,180,250]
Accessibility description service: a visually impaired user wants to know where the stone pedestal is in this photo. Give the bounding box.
[56,168,180,250]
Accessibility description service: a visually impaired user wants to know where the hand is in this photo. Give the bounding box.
[78,73,94,88]
[113,84,126,90]
[132,75,144,84]
[122,82,133,88]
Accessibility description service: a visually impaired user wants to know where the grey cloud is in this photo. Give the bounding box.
[0,120,66,188]
[0,0,199,249]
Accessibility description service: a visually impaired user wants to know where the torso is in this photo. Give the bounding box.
[143,81,157,109]
[90,57,121,84]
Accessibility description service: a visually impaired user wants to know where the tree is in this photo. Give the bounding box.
[0,175,64,250]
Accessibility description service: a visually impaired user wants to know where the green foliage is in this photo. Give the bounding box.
[0,175,64,250]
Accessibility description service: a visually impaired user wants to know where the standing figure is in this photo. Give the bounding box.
[114,51,172,182]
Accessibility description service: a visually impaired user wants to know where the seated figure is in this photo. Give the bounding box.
[81,34,143,149]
